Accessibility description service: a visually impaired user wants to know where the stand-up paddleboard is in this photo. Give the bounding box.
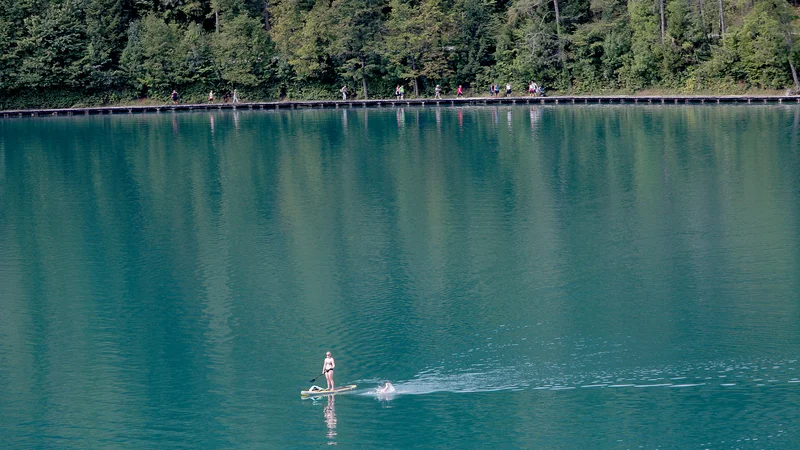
[301,385,357,396]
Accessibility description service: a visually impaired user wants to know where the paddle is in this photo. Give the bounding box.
[309,370,327,383]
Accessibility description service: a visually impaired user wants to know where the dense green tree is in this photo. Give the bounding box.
[212,0,250,31]
[660,0,707,85]
[623,0,661,88]
[212,14,274,87]
[181,23,215,84]
[761,0,800,89]
[80,0,126,89]
[329,0,385,98]
[733,0,795,88]
[566,0,628,90]
[135,15,185,92]
[15,0,87,89]
[270,0,317,76]
[383,0,453,96]
[501,0,562,86]
[0,18,14,89]
[2,0,800,107]
[120,20,146,93]
[269,0,334,83]
[695,0,799,90]
[450,0,498,87]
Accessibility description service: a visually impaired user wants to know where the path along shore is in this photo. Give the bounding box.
[3,95,799,118]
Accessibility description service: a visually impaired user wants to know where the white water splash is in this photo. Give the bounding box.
[358,358,800,396]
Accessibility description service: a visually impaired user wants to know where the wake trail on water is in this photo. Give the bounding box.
[357,358,800,396]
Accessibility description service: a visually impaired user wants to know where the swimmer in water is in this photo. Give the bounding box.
[377,381,395,394]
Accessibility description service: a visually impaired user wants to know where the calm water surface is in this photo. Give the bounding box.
[1,105,800,448]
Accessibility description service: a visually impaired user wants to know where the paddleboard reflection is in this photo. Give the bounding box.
[324,395,337,445]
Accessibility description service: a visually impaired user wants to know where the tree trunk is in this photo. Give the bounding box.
[659,0,665,44]
[410,57,419,97]
[718,0,725,37]
[698,0,706,35]
[784,34,800,90]
[263,1,271,32]
[215,9,219,33]
[553,0,565,64]
[774,1,799,90]
[361,55,369,99]
[552,0,561,36]
[789,56,800,91]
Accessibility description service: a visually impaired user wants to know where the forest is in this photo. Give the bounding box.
[0,0,799,108]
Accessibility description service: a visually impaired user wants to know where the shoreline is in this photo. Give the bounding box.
[3,95,800,118]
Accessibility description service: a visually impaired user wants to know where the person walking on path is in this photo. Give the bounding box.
[505,83,512,97]
[232,89,239,104]
[208,90,214,103]
[457,85,463,98]
[323,351,335,390]
[434,85,442,99]
[171,90,179,104]
[395,85,401,99]
[399,85,405,99]
[340,85,348,100]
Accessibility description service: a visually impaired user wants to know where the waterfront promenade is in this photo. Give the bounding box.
[2,95,799,118]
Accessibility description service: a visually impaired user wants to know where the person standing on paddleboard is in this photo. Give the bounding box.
[323,352,335,390]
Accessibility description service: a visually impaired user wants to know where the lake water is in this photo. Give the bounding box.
[1,105,799,448]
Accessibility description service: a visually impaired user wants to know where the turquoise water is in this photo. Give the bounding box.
[1,105,800,448]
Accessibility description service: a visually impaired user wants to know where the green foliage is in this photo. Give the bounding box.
[384,0,453,95]
[694,34,744,88]
[2,0,800,108]
[503,0,561,83]
[81,0,126,89]
[289,0,338,80]
[568,22,609,91]
[450,0,497,86]
[16,0,87,89]
[138,15,184,91]
[212,15,274,87]
[733,1,792,88]
[621,0,660,89]
[661,0,706,85]
[120,20,147,93]
[0,88,139,110]
[182,24,215,84]
[329,0,384,97]
[564,0,631,91]
[695,0,798,90]
[0,18,14,89]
